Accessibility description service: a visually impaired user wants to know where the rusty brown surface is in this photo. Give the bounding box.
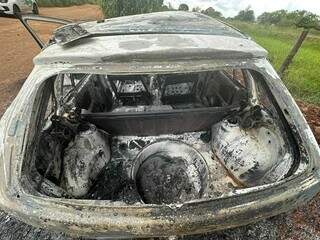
[277,101,320,240]
[297,100,320,144]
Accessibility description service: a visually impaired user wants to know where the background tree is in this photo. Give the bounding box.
[295,12,320,29]
[257,10,287,25]
[257,10,318,27]
[234,7,255,22]
[98,0,164,18]
[192,6,201,12]
[161,3,176,11]
[178,3,189,11]
[201,7,223,18]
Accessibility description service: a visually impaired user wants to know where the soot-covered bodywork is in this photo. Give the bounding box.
[0,11,319,239]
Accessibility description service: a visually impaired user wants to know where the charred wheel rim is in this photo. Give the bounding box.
[131,140,209,204]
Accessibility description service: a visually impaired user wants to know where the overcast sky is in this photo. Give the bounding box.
[164,0,320,17]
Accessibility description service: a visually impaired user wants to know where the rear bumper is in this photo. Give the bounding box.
[1,171,320,239]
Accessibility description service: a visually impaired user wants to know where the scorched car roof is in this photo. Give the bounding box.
[78,11,246,39]
[34,11,267,66]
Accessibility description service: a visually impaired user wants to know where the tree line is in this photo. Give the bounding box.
[36,0,319,29]
[97,1,319,28]
[97,0,224,19]
[37,0,97,7]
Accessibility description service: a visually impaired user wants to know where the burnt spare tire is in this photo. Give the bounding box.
[131,140,208,204]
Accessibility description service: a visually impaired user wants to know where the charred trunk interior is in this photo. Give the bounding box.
[27,69,298,205]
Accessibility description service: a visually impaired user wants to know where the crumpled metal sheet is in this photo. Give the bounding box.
[63,124,110,197]
[212,120,294,187]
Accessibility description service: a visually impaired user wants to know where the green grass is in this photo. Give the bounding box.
[229,21,320,105]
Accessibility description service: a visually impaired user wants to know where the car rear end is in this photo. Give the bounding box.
[0,12,320,239]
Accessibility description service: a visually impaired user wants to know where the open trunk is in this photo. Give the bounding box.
[28,68,298,204]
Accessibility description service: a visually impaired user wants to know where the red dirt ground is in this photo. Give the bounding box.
[0,4,319,240]
[0,4,103,116]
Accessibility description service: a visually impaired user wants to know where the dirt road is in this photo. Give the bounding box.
[0,4,320,240]
[0,4,103,116]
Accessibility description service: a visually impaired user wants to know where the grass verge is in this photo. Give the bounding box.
[230,21,320,105]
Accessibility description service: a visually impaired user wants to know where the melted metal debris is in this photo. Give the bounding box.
[63,124,110,197]
[212,120,294,187]
[86,132,238,204]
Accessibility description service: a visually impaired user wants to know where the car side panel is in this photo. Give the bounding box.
[0,2,14,14]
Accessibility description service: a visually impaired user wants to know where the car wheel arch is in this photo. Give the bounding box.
[12,4,20,15]
[32,3,39,14]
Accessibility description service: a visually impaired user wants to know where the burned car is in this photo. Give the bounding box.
[0,11,319,239]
